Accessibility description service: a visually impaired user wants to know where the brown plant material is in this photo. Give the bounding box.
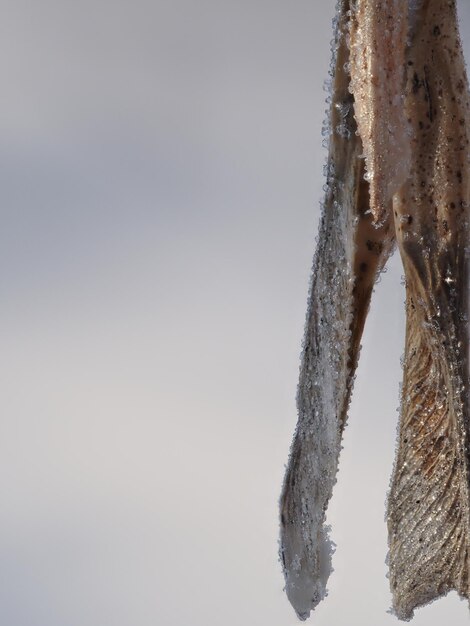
[388,0,470,618]
[280,0,470,620]
[279,1,394,619]
[349,0,411,225]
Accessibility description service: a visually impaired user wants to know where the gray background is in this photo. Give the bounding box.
[1,1,470,625]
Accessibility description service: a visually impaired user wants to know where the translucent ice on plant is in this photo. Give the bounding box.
[387,0,470,618]
[279,0,395,619]
[280,0,470,621]
[348,0,411,226]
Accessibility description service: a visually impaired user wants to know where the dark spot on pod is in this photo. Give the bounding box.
[433,25,441,36]
[360,262,367,272]
[366,239,383,254]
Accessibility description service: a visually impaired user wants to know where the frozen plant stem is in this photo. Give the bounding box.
[279,0,470,621]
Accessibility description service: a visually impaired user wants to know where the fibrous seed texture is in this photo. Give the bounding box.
[279,0,470,620]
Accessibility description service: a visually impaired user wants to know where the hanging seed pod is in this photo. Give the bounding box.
[279,0,395,619]
[387,0,470,618]
[280,0,470,620]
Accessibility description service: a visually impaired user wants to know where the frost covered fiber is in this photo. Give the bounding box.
[279,0,470,620]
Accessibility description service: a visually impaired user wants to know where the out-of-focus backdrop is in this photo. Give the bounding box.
[1,2,470,625]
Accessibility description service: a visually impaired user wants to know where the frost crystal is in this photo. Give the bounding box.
[280,0,470,621]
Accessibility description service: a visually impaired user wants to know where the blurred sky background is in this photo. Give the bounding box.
[1,1,470,625]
